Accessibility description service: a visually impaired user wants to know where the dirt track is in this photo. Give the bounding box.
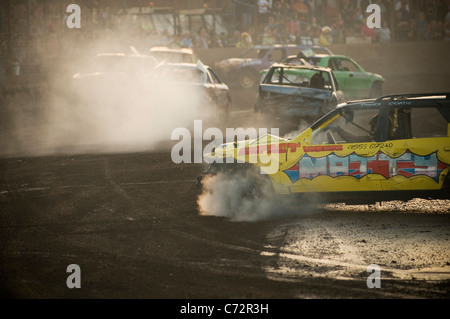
[1,146,449,299]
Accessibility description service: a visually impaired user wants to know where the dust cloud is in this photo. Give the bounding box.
[0,39,211,157]
[197,168,317,222]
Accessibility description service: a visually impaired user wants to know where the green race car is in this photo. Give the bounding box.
[282,54,385,99]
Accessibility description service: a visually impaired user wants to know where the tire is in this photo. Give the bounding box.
[369,82,383,98]
[238,69,258,90]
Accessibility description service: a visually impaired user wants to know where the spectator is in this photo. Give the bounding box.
[194,26,210,49]
[395,7,409,41]
[395,0,410,12]
[216,32,230,48]
[430,20,444,40]
[287,12,301,39]
[319,26,333,45]
[229,29,242,47]
[180,31,193,48]
[262,27,277,45]
[236,32,253,48]
[375,20,391,43]
[310,16,322,38]
[332,19,346,44]
[417,12,429,41]
[341,0,357,31]
[397,0,410,20]
[272,0,291,17]
[293,0,309,22]
[266,15,279,32]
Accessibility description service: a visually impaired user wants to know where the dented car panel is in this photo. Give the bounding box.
[254,64,345,121]
[204,93,450,203]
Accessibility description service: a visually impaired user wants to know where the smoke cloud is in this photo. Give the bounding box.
[197,168,317,222]
[0,39,213,157]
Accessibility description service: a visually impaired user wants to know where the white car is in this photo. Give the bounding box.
[149,47,197,63]
[152,61,232,120]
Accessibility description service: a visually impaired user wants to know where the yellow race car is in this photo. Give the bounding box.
[199,93,450,204]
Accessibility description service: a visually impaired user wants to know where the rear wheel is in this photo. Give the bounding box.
[238,69,258,90]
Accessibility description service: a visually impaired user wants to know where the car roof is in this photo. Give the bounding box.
[95,53,154,58]
[252,44,328,49]
[248,44,333,54]
[269,63,332,72]
[375,93,450,101]
[336,93,450,109]
[161,62,205,69]
[149,46,194,54]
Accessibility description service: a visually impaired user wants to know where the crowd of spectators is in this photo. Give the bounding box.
[0,0,449,76]
[247,0,450,46]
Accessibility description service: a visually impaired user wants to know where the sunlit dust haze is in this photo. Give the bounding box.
[197,169,318,222]
[0,38,214,157]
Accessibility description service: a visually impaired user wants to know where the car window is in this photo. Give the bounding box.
[327,58,340,71]
[389,107,449,139]
[311,108,381,144]
[204,70,213,84]
[338,59,360,72]
[208,68,223,84]
[267,67,333,90]
[328,58,359,72]
[411,107,448,138]
[308,71,333,90]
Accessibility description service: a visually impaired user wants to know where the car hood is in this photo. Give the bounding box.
[205,134,289,161]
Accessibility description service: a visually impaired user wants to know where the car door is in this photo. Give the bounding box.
[281,106,386,194]
[327,57,372,99]
[379,103,450,192]
[207,67,230,115]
